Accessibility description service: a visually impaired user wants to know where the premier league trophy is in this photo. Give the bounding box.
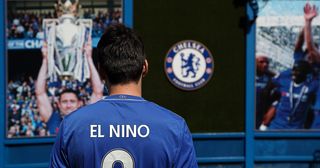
[43,0,92,82]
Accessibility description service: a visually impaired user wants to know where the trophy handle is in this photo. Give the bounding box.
[43,19,59,81]
[74,19,92,82]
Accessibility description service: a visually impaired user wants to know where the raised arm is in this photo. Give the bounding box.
[35,42,53,122]
[85,38,104,103]
[304,3,320,63]
[294,29,304,52]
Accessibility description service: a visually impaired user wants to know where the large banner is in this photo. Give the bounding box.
[6,0,122,138]
[8,39,43,50]
[7,38,100,50]
[255,0,320,131]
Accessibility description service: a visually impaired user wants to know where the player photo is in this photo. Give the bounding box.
[255,0,320,131]
[6,0,123,138]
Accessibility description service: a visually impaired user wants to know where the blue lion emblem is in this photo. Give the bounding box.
[165,40,214,91]
[180,53,200,78]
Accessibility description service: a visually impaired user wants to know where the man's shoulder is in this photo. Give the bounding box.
[64,98,185,125]
[273,70,291,81]
[145,101,185,122]
[48,111,62,122]
[279,69,292,77]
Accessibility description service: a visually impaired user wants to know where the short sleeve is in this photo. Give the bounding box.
[174,120,198,168]
[272,70,291,88]
[49,120,69,168]
[46,112,62,135]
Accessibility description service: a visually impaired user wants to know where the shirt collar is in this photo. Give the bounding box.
[104,94,145,101]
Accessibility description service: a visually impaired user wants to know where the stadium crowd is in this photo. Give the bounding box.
[7,76,107,138]
[7,9,122,39]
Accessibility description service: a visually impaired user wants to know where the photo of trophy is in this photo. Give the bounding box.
[43,0,92,82]
[6,0,122,138]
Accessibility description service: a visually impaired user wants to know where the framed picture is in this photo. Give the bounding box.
[6,0,123,138]
[255,0,320,131]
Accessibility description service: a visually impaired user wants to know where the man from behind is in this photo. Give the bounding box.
[50,23,198,168]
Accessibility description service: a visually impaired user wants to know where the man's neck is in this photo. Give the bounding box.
[109,82,142,97]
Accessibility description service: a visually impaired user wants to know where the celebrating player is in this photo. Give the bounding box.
[50,23,198,167]
[304,3,320,129]
[35,39,104,135]
[259,3,320,130]
[262,60,318,129]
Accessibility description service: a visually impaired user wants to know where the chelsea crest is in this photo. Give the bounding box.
[164,40,214,91]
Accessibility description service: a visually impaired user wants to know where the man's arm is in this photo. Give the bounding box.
[260,75,280,130]
[294,29,304,52]
[262,105,276,126]
[174,120,198,168]
[85,38,104,103]
[304,3,320,63]
[35,42,53,122]
[49,120,69,168]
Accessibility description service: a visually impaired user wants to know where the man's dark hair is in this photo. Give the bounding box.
[58,89,80,101]
[97,23,146,85]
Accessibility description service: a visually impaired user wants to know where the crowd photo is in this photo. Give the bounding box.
[7,8,122,39]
